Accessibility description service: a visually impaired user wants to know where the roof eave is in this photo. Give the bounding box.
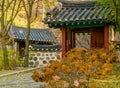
[47,20,114,28]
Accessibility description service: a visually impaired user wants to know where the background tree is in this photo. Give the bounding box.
[97,0,120,30]
[22,0,57,67]
[0,0,22,70]
[13,0,57,28]
[22,0,41,67]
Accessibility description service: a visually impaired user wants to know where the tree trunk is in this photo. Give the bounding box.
[1,36,9,70]
[24,17,31,67]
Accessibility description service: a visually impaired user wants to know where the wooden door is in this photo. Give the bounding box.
[91,28,104,48]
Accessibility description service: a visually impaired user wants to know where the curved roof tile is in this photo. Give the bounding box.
[44,1,113,27]
[8,26,56,43]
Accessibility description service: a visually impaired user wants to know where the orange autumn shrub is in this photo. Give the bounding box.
[32,48,118,88]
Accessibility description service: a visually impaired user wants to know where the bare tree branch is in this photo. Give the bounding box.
[4,0,14,12]
[3,0,22,36]
[22,0,29,17]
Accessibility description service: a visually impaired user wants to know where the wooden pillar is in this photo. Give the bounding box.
[72,32,75,48]
[61,28,67,57]
[67,29,72,51]
[114,30,116,40]
[90,30,94,48]
[104,25,109,49]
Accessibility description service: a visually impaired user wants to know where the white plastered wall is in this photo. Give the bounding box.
[109,26,116,42]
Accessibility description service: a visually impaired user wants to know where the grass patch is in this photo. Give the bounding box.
[91,62,120,88]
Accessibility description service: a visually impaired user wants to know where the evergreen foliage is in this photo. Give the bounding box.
[96,0,120,31]
[0,48,22,70]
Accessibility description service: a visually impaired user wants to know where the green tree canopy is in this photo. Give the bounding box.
[96,0,120,30]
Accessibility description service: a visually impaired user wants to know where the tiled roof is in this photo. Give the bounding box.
[8,26,56,43]
[44,1,113,28]
[30,44,62,50]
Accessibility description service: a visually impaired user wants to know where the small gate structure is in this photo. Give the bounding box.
[44,1,116,57]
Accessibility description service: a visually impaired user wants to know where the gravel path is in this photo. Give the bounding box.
[0,71,45,88]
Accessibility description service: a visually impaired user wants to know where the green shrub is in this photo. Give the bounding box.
[0,48,23,70]
[0,50,4,70]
